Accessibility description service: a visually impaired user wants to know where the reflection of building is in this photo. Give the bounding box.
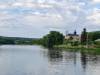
[65,30,80,41]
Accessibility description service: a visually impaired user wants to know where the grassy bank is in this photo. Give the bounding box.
[54,45,100,54]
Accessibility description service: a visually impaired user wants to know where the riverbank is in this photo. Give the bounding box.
[54,45,100,54]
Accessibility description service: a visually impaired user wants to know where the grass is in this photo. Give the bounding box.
[54,44,100,55]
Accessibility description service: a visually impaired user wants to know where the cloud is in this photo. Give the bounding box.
[92,0,100,3]
[11,2,54,8]
[0,0,99,37]
[0,4,8,9]
[87,8,100,25]
[23,13,63,28]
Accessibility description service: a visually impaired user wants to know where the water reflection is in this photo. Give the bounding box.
[80,50,100,71]
[47,49,63,62]
[47,48,100,75]
[81,51,87,70]
[0,45,100,75]
[63,51,77,64]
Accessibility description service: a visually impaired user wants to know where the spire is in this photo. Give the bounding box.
[74,30,77,35]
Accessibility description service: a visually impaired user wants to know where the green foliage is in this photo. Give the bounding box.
[0,36,37,45]
[0,37,15,44]
[69,36,73,40]
[94,41,100,45]
[63,39,69,45]
[94,41,100,48]
[42,31,64,48]
[72,41,79,46]
[88,31,100,41]
[32,38,43,45]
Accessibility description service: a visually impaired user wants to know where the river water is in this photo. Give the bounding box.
[0,45,100,75]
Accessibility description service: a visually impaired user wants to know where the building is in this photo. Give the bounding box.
[65,30,80,41]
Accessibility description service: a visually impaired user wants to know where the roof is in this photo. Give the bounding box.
[67,34,79,36]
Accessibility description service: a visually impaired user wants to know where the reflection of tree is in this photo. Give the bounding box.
[88,53,98,64]
[81,51,87,70]
[73,51,77,65]
[63,51,77,64]
[48,49,63,62]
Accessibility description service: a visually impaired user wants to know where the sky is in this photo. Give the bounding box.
[0,0,100,38]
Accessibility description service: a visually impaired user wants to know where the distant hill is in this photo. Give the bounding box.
[0,36,39,45]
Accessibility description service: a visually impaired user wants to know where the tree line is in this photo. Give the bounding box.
[0,29,99,48]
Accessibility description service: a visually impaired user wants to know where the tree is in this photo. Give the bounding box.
[88,31,100,41]
[81,28,87,45]
[43,31,64,48]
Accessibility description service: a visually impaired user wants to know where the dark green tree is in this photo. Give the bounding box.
[81,28,87,45]
[88,31,100,41]
[43,31,64,48]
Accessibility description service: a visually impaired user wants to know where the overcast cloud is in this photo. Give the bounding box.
[0,0,100,38]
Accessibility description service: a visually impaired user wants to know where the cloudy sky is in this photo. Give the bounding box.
[0,0,100,38]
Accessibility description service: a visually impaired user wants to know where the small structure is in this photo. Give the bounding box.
[65,30,80,41]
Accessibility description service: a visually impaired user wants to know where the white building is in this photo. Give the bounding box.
[65,30,80,41]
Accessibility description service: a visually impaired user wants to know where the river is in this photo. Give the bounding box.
[0,45,100,75]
